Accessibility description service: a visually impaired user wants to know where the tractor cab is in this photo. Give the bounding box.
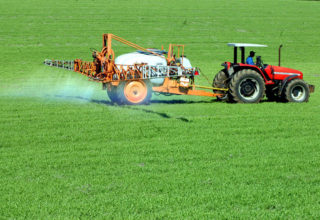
[222,43,275,84]
[224,43,304,82]
[227,43,267,66]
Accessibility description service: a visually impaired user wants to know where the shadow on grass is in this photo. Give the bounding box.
[151,99,217,104]
[54,94,282,106]
[54,95,194,122]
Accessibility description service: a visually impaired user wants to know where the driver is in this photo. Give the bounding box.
[246,51,255,65]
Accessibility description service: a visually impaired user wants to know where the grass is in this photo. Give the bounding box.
[1,0,320,218]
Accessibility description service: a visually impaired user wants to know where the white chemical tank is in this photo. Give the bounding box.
[114,50,192,85]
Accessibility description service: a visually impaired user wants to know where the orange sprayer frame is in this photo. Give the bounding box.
[71,34,227,98]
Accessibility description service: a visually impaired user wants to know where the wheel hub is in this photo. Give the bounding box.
[240,81,256,97]
[124,80,148,103]
[291,85,305,101]
[237,77,261,101]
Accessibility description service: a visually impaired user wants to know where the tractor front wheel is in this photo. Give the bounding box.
[117,80,152,105]
[283,79,310,102]
[229,69,265,103]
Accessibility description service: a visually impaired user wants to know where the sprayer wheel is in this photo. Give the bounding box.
[117,80,152,105]
[107,85,119,103]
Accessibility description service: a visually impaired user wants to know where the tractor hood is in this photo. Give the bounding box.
[272,65,303,79]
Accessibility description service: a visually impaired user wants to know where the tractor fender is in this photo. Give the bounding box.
[279,75,300,96]
[232,65,269,82]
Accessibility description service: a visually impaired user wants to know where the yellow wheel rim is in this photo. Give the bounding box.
[124,80,148,104]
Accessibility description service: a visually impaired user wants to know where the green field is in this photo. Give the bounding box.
[1,0,320,218]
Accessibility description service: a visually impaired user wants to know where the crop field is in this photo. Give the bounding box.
[1,0,320,218]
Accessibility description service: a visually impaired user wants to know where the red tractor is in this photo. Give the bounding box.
[213,43,315,103]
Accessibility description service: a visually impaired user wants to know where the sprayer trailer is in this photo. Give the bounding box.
[45,33,227,105]
[44,34,314,104]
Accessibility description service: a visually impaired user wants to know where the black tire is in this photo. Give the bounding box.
[229,69,265,103]
[283,79,310,103]
[212,70,229,101]
[107,85,119,103]
[117,80,152,105]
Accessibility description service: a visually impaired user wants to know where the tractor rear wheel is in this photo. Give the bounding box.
[117,80,152,105]
[229,69,265,103]
[283,79,310,102]
[212,70,229,101]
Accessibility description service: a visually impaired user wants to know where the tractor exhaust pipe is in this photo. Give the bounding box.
[278,44,283,66]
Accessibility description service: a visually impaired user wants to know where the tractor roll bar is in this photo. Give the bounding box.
[228,43,267,64]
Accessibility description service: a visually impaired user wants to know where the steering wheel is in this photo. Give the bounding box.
[256,56,264,69]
